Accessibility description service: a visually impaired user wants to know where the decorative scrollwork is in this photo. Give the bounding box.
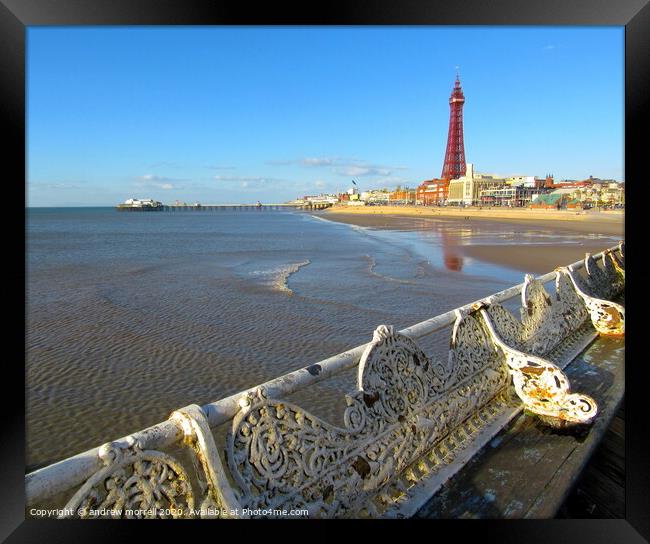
[62,436,194,518]
[170,404,244,518]
[449,309,499,384]
[480,272,591,361]
[585,253,612,299]
[484,304,525,351]
[358,325,448,416]
[559,266,625,336]
[520,274,566,354]
[227,324,509,518]
[476,304,597,428]
[605,249,625,283]
[554,270,590,331]
[228,388,365,517]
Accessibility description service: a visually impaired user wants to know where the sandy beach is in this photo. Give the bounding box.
[322,205,624,274]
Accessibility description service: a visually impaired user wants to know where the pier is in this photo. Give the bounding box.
[117,203,333,212]
[24,243,625,519]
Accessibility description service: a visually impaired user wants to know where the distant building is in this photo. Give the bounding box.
[547,182,625,208]
[389,187,416,204]
[530,191,578,209]
[534,175,555,189]
[416,179,449,205]
[504,175,536,188]
[360,189,391,204]
[478,185,541,207]
[447,164,509,206]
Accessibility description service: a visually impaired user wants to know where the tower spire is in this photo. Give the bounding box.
[441,73,467,180]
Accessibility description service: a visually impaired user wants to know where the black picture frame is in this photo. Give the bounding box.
[5,0,648,541]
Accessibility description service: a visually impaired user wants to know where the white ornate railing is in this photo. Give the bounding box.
[25,241,625,519]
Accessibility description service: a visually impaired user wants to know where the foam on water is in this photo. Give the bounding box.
[363,254,417,285]
[248,260,311,294]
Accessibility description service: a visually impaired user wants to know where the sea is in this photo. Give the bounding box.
[25,207,584,470]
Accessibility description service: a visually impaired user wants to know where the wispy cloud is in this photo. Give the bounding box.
[213,175,290,190]
[206,165,237,170]
[149,161,183,169]
[542,44,556,50]
[135,174,188,190]
[28,181,84,190]
[265,159,294,166]
[214,175,279,182]
[267,156,408,178]
[333,165,393,177]
[301,157,334,167]
[368,175,409,186]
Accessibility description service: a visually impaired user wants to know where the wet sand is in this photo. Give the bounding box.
[458,244,615,274]
[321,206,624,275]
[325,205,624,235]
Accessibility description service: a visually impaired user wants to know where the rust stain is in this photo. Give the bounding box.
[322,484,334,501]
[522,365,544,376]
[351,456,371,479]
[363,392,379,407]
[307,364,322,376]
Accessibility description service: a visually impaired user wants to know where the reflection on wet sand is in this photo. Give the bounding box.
[333,212,623,276]
[441,230,464,272]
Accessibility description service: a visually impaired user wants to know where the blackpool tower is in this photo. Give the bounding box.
[441,74,467,180]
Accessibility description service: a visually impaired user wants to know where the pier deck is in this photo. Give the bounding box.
[414,334,624,519]
[558,398,625,518]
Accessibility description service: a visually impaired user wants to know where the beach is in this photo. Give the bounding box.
[323,205,624,274]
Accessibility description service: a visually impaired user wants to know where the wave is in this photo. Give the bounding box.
[305,213,370,232]
[363,254,417,285]
[248,260,311,295]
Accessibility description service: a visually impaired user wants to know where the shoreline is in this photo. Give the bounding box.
[324,204,624,235]
[319,205,624,275]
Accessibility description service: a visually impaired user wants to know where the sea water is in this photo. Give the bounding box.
[26,207,537,469]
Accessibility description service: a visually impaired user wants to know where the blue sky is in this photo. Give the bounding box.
[27,26,624,206]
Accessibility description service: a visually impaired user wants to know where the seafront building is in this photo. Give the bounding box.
[477,184,541,207]
[446,163,515,206]
[291,172,623,209]
[531,180,624,209]
[389,187,417,204]
[360,189,391,204]
[416,179,450,205]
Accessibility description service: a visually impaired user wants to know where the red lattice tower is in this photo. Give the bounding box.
[441,75,467,180]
